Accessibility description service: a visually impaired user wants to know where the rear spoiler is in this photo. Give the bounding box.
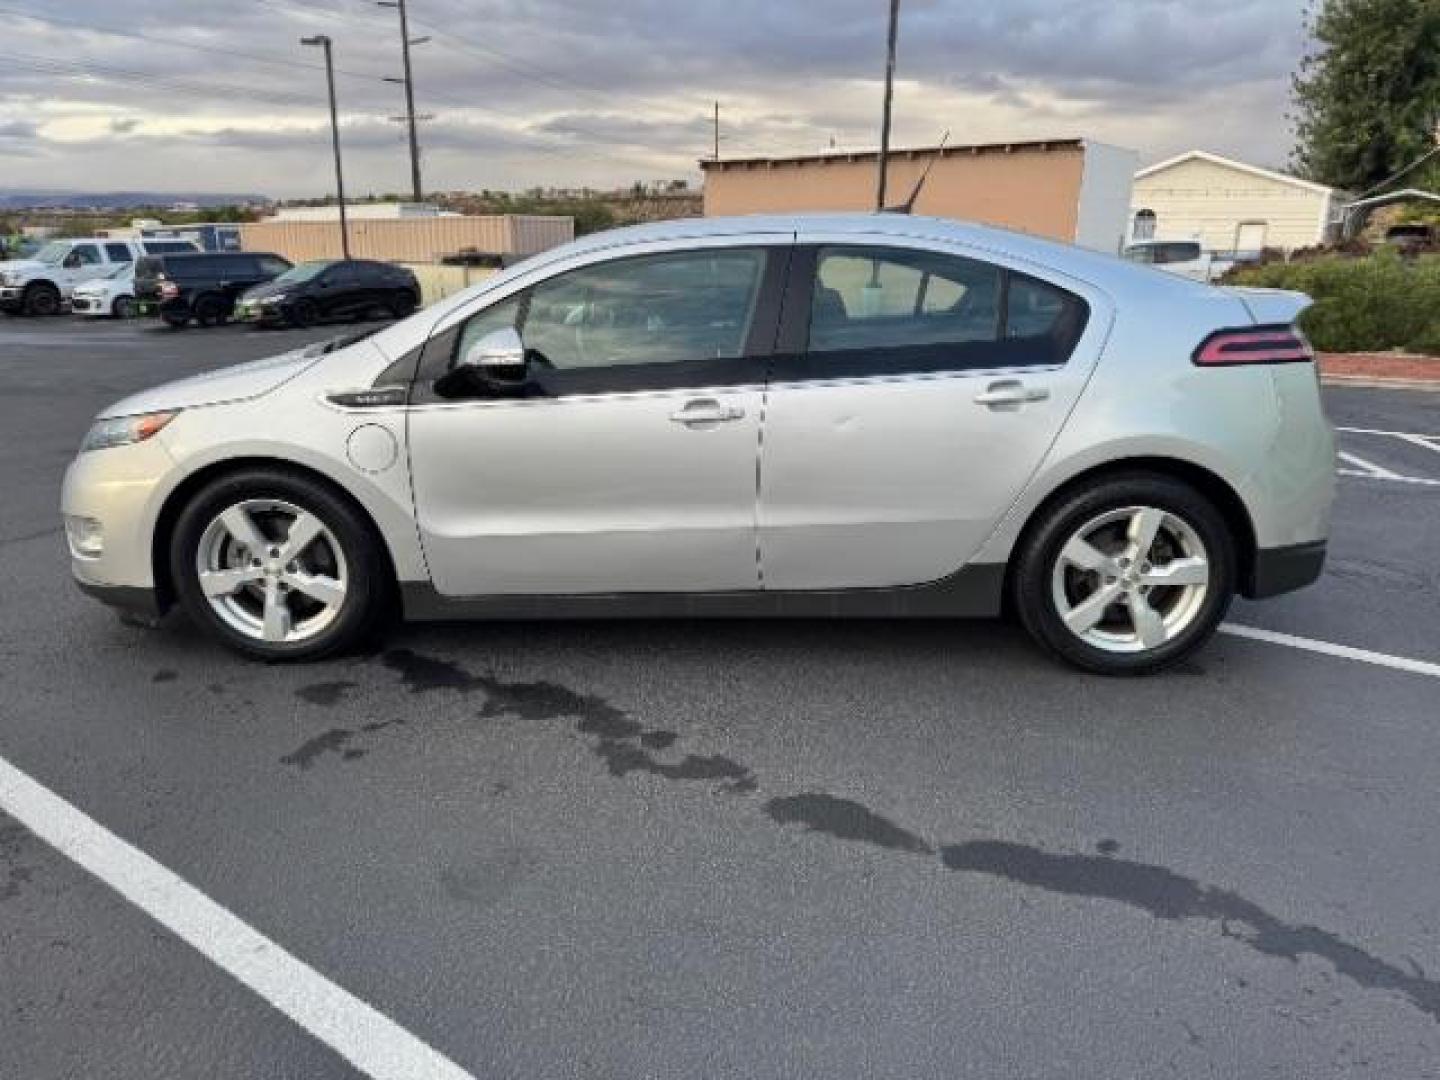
[1223,286,1313,326]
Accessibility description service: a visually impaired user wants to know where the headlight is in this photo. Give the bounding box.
[80,410,179,453]
[260,293,286,304]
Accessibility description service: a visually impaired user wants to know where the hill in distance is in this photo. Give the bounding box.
[0,190,270,210]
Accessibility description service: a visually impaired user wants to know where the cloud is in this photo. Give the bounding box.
[0,0,1311,195]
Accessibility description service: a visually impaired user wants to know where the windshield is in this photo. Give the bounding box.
[274,260,334,285]
[34,241,70,265]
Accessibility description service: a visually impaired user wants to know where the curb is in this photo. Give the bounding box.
[1321,374,1440,392]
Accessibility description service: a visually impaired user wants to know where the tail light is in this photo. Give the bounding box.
[158,281,179,300]
[1193,325,1314,366]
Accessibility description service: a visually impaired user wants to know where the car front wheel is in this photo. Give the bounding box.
[170,469,390,660]
[1012,473,1236,675]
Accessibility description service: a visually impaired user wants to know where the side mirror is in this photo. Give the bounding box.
[460,327,528,380]
[435,327,529,398]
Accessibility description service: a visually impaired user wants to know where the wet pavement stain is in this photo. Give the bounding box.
[0,822,36,903]
[940,840,1440,1024]
[280,728,360,771]
[765,794,933,855]
[151,670,177,683]
[1096,838,1121,856]
[379,648,760,792]
[296,680,357,706]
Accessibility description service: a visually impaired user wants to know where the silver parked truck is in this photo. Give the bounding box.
[63,214,1334,675]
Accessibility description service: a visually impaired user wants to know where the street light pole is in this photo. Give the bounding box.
[379,0,424,202]
[875,0,900,211]
[301,35,350,258]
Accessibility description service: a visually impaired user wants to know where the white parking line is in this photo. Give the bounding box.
[1337,425,1440,442]
[1337,450,1402,479]
[1222,623,1440,679]
[0,755,478,1080]
[1336,468,1440,487]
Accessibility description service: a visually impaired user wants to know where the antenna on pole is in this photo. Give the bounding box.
[875,0,901,211]
[886,129,949,214]
[712,101,721,160]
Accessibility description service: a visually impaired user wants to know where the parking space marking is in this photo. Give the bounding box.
[1222,623,1440,679]
[1337,450,1403,479]
[0,754,478,1080]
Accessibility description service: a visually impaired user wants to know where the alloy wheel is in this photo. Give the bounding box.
[195,498,348,645]
[1050,505,1211,654]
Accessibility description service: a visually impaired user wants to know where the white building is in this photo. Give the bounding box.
[1129,150,1346,254]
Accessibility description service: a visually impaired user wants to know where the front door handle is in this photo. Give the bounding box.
[974,380,1050,409]
[670,399,746,425]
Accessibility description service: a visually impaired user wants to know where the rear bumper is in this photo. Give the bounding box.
[1244,540,1326,599]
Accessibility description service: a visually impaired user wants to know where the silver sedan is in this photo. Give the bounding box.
[62,214,1334,674]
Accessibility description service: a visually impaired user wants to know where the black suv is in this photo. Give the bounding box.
[234,259,421,328]
[134,251,292,328]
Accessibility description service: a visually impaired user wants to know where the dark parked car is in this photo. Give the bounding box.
[233,259,421,327]
[134,251,293,328]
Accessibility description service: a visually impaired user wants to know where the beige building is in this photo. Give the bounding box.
[1130,150,1345,254]
[700,139,1138,253]
[238,214,573,264]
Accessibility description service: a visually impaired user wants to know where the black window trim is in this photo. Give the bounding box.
[769,242,1090,383]
[408,243,791,405]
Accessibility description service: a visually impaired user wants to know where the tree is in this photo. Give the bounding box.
[1292,0,1440,192]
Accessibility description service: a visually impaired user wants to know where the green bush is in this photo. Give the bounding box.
[1225,249,1440,354]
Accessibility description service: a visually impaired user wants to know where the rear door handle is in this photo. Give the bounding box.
[670,399,746,425]
[974,380,1050,408]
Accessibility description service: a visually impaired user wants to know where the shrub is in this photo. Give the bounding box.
[1224,249,1440,354]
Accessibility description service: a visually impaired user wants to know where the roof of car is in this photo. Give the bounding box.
[556,212,1199,294]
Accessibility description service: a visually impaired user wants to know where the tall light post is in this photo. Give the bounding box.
[378,0,425,202]
[875,0,900,211]
[300,34,350,258]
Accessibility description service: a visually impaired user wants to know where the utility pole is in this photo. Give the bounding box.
[875,0,900,211]
[379,0,425,202]
[712,101,720,160]
[300,35,350,258]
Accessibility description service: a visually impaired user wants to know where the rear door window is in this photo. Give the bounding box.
[794,245,1087,375]
[105,243,133,263]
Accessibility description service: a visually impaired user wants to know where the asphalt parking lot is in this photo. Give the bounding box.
[2,315,1438,1078]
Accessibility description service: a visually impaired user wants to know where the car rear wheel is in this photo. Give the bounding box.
[22,283,60,317]
[1012,473,1236,675]
[111,296,135,319]
[170,469,390,660]
[290,298,320,328]
[193,293,228,327]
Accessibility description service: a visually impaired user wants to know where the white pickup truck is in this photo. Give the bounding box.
[1121,240,1238,283]
[0,236,198,317]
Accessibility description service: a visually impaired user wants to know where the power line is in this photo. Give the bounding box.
[0,49,327,110]
[0,5,388,85]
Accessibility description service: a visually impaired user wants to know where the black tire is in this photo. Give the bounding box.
[387,291,417,320]
[22,282,61,317]
[193,293,228,327]
[111,296,136,320]
[169,468,391,661]
[289,298,320,328]
[1011,472,1237,676]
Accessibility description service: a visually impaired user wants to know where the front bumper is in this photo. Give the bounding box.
[0,286,23,311]
[1244,540,1327,599]
[62,435,177,602]
[70,295,106,315]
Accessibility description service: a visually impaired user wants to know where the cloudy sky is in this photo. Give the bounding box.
[0,0,1311,198]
